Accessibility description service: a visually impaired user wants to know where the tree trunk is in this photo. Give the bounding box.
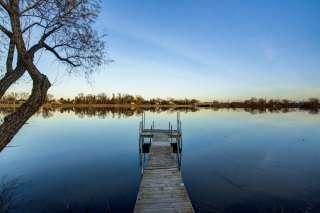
[0,67,26,98]
[0,74,51,151]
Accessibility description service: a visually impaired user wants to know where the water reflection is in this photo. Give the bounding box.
[212,107,319,114]
[0,106,318,121]
[0,109,319,212]
[0,106,199,120]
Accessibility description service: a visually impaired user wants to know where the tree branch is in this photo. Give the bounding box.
[22,22,44,33]
[0,0,11,14]
[43,43,80,67]
[6,38,14,73]
[0,24,12,37]
[19,0,42,15]
[41,24,63,42]
[26,24,64,56]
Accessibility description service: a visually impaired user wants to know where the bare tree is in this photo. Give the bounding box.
[18,92,29,101]
[0,0,109,150]
[97,92,107,104]
[135,95,144,105]
[45,93,54,103]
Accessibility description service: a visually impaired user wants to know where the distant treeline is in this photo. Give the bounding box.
[0,92,319,110]
[0,92,200,105]
[70,93,200,105]
[199,97,320,110]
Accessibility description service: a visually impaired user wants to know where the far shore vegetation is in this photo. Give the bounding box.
[0,92,319,111]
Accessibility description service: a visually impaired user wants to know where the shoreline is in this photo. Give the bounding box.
[0,103,195,108]
[0,103,319,110]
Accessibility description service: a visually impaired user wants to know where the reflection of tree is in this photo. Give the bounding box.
[243,108,267,114]
[36,107,201,118]
[40,109,54,119]
[307,108,318,115]
[0,105,318,118]
[0,108,16,116]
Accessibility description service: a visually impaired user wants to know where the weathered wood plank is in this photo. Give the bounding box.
[137,193,189,199]
[134,207,194,213]
[135,202,193,209]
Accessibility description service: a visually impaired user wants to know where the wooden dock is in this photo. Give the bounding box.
[134,113,194,213]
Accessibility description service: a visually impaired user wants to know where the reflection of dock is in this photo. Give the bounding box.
[134,113,194,213]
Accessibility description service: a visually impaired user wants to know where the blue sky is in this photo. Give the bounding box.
[10,0,320,101]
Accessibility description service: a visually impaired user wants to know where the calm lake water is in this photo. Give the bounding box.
[1,108,320,212]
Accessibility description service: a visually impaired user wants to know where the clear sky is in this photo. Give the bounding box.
[9,0,320,101]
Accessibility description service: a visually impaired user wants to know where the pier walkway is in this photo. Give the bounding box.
[134,113,194,213]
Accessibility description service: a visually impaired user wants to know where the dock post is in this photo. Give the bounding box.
[141,114,143,131]
[177,111,179,130]
[178,138,182,170]
[177,137,180,170]
[181,137,183,150]
[139,137,142,166]
[143,112,145,129]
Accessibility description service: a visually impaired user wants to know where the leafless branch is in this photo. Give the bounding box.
[19,0,42,15]
[0,24,12,37]
[1,0,108,84]
[6,38,14,73]
[44,43,80,67]
[21,21,40,33]
[0,0,11,14]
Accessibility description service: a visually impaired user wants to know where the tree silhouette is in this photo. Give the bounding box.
[0,0,109,150]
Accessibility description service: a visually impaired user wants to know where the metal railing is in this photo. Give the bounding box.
[138,111,183,174]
